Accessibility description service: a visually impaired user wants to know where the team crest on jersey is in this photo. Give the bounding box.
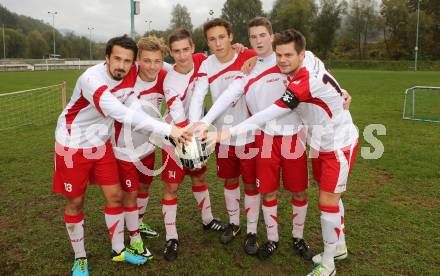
[293,80,301,85]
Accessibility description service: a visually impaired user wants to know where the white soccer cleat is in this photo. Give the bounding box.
[312,245,348,264]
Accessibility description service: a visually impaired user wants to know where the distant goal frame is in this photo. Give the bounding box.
[402,86,440,123]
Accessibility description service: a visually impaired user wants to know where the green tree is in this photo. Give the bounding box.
[192,25,208,54]
[221,0,264,45]
[345,0,380,59]
[270,0,316,37]
[4,28,27,58]
[170,4,193,31]
[26,31,49,58]
[312,0,346,59]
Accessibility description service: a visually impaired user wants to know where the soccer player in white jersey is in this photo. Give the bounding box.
[112,36,170,258]
[53,35,186,276]
[188,18,259,247]
[206,29,358,276]
[159,28,228,261]
[192,17,315,260]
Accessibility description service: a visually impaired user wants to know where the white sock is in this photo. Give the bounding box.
[162,198,178,241]
[320,205,341,268]
[64,212,86,259]
[104,207,125,253]
[291,198,308,239]
[192,184,214,225]
[224,181,240,225]
[137,193,149,224]
[262,199,279,242]
[338,199,346,249]
[125,207,141,244]
[244,189,260,234]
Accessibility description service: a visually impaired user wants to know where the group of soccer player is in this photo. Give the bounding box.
[53,15,358,276]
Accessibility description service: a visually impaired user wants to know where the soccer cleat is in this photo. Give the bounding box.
[244,233,259,255]
[312,245,348,264]
[72,257,88,276]
[130,239,153,260]
[307,263,336,276]
[139,222,159,238]
[257,240,278,260]
[112,247,148,265]
[203,218,226,231]
[292,237,313,260]
[220,223,241,244]
[163,239,179,261]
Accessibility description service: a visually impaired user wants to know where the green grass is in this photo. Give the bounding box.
[0,69,440,275]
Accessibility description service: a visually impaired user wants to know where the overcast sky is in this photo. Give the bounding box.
[1,0,276,41]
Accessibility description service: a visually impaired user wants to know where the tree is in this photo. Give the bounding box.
[221,0,264,45]
[312,0,346,59]
[345,0,380,59]
[26,31,49,58]
[192,25,208,54]
[170,4,193,31]
[380,0,411,59]
[3,28,27,58]
[270,0,316,37]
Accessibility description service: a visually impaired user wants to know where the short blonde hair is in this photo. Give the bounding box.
[137,36,168,58]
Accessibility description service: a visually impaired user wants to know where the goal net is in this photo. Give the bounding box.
[403,86,440,123]
[0,83,67,131]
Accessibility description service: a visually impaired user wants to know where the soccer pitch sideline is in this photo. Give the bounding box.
[0,69,439,275]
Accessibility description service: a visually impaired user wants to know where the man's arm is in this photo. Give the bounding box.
[81,74,175,137]
[188,63,210,122]
[164,84,189,127]
[200,76,246,125]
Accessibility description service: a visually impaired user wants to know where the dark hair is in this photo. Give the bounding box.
[203,18,232,38]
[273,29,306,54]
[105,35,138,60]
[168,28,193,48]
[248,17,273,35]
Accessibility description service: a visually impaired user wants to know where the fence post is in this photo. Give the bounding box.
[61,81,67,109]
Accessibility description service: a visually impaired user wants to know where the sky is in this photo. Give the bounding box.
[0,0,276,42]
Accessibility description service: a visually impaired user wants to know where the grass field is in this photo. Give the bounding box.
[0,69,439,275]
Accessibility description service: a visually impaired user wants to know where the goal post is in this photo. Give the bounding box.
[0,83,67,131]
[402,86,440,123]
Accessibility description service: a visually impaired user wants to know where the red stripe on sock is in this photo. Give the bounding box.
[137,193,149,199]
[128,229,140,236]
[224,181,240,190]
[192,184,208,192]
[291,198,308,207]
[263,199,277,207]
[64,212,84,223]
[124,206,138,212]
[244,188,259,196]
[319,205,339,213]
[162,198,178,205]
[104,206,124,215]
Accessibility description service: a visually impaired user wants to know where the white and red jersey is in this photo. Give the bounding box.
[202,52,324,136]
[163,53,207,126]
[113,69,167,162]
[189,49,257,146]
[276,56,358,151]
[230,52,358,152]
[242,53,301,136]
[55,63,172,149]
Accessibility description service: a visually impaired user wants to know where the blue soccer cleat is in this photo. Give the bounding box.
[72,257,89,276]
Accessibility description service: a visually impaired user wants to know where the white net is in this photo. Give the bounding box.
[0,83,66,131]
[403,86,440,123]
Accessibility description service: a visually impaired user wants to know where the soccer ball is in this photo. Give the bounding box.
[173,136,214,169]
